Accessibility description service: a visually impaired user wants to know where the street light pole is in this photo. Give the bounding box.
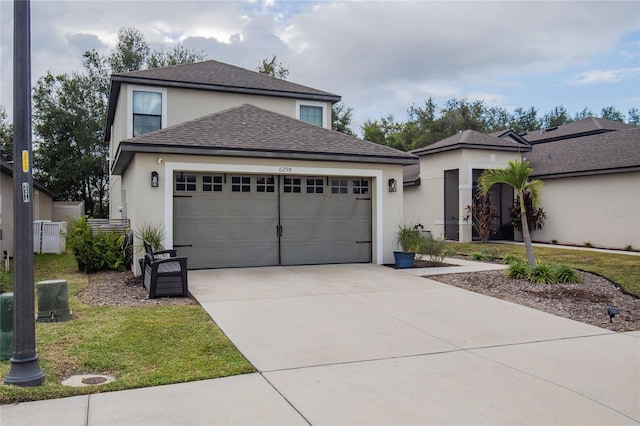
[4,0,45,387]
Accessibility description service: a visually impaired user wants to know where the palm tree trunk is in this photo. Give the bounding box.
[519,190,537,267]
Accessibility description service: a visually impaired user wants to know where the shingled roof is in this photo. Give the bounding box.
[112,104,418,174]
[105,59,341,141]
[527,127,640,178]
[522,117,635,144]
[410,129,530,156]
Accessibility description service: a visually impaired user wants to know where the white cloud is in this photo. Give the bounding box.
[568,68,640,85]
[1,0,639,134]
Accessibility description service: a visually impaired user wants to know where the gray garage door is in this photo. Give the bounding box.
[173,172,371,269]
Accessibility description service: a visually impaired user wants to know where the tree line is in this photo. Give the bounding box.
[362,99,640,152]
[0,27,638,217]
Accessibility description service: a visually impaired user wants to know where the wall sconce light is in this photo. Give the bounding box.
[388,178,397,192]
[151,171,159,188]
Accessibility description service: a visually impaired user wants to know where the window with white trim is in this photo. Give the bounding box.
[299,105,323,126]
[133,91,162,136]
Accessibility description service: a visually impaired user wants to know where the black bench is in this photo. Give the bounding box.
[143,240,188,299]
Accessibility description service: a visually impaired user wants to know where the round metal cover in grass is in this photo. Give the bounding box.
[61,374,115,387]
[82,376,108,385]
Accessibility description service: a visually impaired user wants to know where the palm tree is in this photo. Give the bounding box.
[478,159,543,267]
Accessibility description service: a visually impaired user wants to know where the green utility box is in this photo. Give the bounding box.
[0,292,13,360]
[36,280,73,323]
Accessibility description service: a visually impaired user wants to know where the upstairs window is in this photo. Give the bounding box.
[299,105,323,127]
[133,91,162,136]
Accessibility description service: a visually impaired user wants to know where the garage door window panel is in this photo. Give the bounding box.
[203,175,223,192]
[306,178,324,194]
[257,176,276,193]
[331,179,348,194]
[232,176,251,192]
[176,174,197,192]
[353,179,369,195]
[284,177,302,193]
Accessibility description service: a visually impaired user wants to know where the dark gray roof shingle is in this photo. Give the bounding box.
[112,104,417,174]
[410,129,530,156]
[112,59,340,101]
[528,127,640,177]
[522,117,635,143]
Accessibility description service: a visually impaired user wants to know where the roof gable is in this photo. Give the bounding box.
[112,104,417,174]
[106,59,341,142]
[410,129,530,156]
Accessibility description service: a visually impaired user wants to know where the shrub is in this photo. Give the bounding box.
[551,239,558,245]
[417,235,447,264]
[442,246,457,257]
[471,251,487,261]
[505,261,528,279]
[396,223,423,253]
[527,262,556,284]
[625,244,633,251]
[510,189,547,232]
[552,264,582,284]
[502,254,523,265]
[471,248,502,261]
[134,222,165,255]
[67,217,126,273]
[584,241,593,248]
[464,192,497,243]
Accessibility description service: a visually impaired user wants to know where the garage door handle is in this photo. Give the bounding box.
[356,240,371,244]
[276,225,283,237]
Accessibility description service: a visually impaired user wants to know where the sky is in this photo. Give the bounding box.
[1,0,639,136]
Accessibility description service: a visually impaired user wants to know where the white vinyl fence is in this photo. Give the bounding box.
[33,220,67,254]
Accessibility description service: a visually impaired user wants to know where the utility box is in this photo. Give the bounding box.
[0,292,13,360]
[36,280,73,323]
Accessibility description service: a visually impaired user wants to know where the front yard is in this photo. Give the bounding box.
[0,254,255,404]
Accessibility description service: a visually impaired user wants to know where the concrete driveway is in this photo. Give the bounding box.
[189,264,640,425]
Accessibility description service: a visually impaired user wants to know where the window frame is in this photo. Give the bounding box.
[126,85,167,138]
[295,100,329,129]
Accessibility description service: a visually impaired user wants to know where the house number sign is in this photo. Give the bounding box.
[278,166,293,173]
[22,182,30,203]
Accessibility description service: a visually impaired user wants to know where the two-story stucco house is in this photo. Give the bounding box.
[403,117,640,250]
[105,60,418,272]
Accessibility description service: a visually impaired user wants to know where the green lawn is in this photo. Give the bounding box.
[0,254,255,404]
[450,242,640,297]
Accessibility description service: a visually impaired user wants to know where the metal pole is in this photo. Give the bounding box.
[4,0,45,387]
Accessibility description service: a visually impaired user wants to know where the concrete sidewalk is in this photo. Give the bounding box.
[2,264,639,425]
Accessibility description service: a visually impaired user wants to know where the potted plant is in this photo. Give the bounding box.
[394,223,424,268]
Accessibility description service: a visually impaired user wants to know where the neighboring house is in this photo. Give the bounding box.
[0,159,57,257]
[403,117,640,250]
[106,60,417,272]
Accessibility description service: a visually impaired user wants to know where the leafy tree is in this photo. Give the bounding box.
[600,106,625,122]
[32,26,205,217]
[0,106,12,161]
[331,102,355,135]
[33,69,109,217]
[148,45,206,69]
[478,159,543,267]
[573,107,594,121]
[628,108,640,126]
[108,27,151,73]
[256,54,289,79]
[542,105,572,128]
[509,107,541,134]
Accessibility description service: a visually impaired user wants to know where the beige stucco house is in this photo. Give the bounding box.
[404,117,640,250]
[106,60,417,272]
[0,159,57,257]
